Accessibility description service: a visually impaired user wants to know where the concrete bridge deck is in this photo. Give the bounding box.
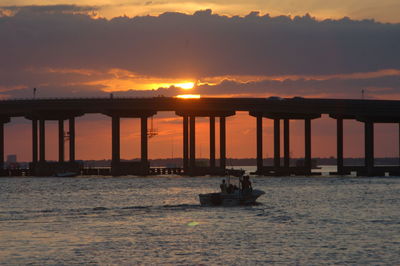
[0,96,399,176]
[1,97,400,119]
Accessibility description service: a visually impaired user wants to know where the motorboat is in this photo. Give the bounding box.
[199,175,265,206]
[199,189,265,206]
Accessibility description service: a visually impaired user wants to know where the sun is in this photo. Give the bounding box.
[174,82,195,90]
[175,94,201,99]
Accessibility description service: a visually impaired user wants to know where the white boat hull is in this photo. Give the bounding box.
[199,189,265,206]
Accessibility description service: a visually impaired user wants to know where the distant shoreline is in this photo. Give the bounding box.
[9,157,400,168]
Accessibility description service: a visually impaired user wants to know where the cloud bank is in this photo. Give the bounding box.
[1,7,400,99]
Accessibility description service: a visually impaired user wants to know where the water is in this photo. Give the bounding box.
[1,174,400,265]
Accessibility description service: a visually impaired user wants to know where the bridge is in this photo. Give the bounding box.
[1,96,400,176]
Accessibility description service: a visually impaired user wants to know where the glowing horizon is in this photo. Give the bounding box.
[3,2,400,23]
[174,82,195,90]
[175,94,201,99]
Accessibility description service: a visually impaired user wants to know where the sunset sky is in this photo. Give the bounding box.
[1,1,400,162]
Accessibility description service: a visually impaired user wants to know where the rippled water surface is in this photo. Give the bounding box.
[1,175,400,265]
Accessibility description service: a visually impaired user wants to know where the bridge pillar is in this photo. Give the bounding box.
[304,118,312,174]
[284,119,290,168]
[176,110,234,176]
[111,115,120,176]
[220,116,226,170]
[138,115,152,175]
[58,119,64,162]
[103,110,156,176]
[183,116,189,173]
[69,117,75,162]
[32,119,38,166]
[364,121,374,176]
[209,116,216,169]
[0,117,10,172]
[0,123,4,170]
[141,116,148,166]
[189,116,196,172]
[256,115,263,174]
[274,119,281,169]
[251,112,320,176]
[39,119,46,162]
[337,118,344,174]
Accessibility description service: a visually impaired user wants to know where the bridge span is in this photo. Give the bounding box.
[1,96,400,177]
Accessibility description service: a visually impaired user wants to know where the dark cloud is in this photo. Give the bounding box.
[0,68,106,89]
[1,7,400,81]
[0,5,98,16]
[4,74,399,100]
[1,84,107,99]
[191,75,400,98]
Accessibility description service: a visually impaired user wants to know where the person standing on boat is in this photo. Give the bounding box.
[220,179,228,194]
[241,175,252,193]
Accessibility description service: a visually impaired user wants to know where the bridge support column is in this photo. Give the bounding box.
[337,118,344,174]
[32,119,38,166]
[141,116,148,174]
[256,115,263,174]
[274,119,281,170]
[189,116,196,173]
[0,123,4,170]
[304,118,312,174]
[398,123,400,167]
[183,116,189,173]
[177,111,234,176]
[251,112,320,176]
[69,118,75,162]
[39,119,46,162]
[58,119,64,162]
[111,115,120,176]
[220,116,226,170]
[209,116,216,169]
[0,117,10,173]
[284,119,290,169]
[364,121,374,176]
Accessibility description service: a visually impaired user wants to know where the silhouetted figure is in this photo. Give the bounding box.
[241,175,252,193]
[227,183,235,193]
[220,179,227,194]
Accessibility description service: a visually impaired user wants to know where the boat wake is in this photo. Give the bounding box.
[0,204,203,221]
